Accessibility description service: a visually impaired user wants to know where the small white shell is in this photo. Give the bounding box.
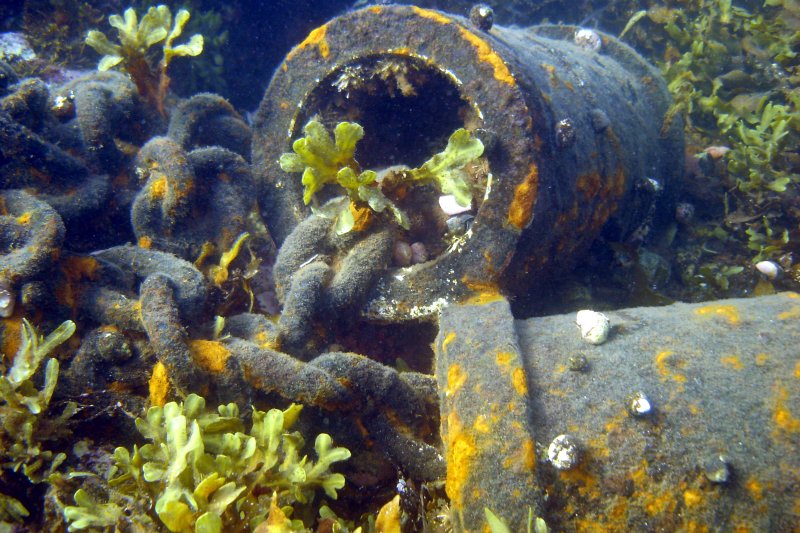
[628,391,652,416]
[547,434,580,470]
[574,28,602,52]
[438,194,471,216]
[0,281,14,318]
[755,260,781,280]
[576,309,610,345]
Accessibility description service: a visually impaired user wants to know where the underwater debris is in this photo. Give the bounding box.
[435,297,541,531]
[167,93,252,160]
[0,191,65,314]
[272,215,393,357]
[85,5,204,116]
[255,6,682,319]
[132,139,257,260]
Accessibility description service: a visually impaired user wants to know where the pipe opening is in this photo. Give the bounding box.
[296,54,489,265]
[297,54,476,169]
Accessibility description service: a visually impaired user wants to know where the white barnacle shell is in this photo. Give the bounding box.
[576,309,610,345]
[547,434,580,470]
[627,391,652,417]
[574,28,602,52]
[755,260,782,280]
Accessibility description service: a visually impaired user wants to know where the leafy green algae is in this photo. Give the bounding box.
[63,394,350,532]
[0,319,76,522]
[280,119,483,234]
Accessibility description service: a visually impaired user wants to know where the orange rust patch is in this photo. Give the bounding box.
[561,464,600,499]
[777,306,800,320]
[149,175,167,199]
[286,23,330,61]
[794,361,800,378]
[1,317,23,361]
[349,202,374,232]
[508,163,539,229]
[138,236,153,248]
[576,172,602,201]
[720,355,743,370]
[655,350,687,385]
[745,477,763,501]
[520,438,536,470]
[58,255,100,305]
[188,339,231,373]
[15,212,32,225]
[473,415,491,433]
[683,488,703,508]
[502,437,536,473]
[461,280,502,303]
[149,361,169,406]
[368,5,382,14]
[62,256,99,279]
[441,331,456,353]
[457,27,516,86]
[446,363,467,397]
[444,411,476,510]
[772,385,800,435]
[755,353,769,366]
[694,304,740,325]
[411,6,452,24]
[512,367,528,396]
[495,351,513,367]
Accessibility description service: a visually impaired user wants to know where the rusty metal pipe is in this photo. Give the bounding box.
[252,5,683,322]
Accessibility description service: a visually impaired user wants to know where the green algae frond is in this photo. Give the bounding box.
[85,5,204,115]
[280,119,483,234]
[63,394,350,532]
[0,319,77,522]
[86,5,204,72]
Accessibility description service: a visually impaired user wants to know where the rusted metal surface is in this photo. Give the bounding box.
[252,6,683,322]
[434,295,542,531]
[436,292,800,531]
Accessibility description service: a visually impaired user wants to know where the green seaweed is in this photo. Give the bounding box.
[623,0,800,264]
[85,4,204,115]
[279,119,483,234]
[62,394,350,532]
[484,506,549,533]
[0,319,77,522]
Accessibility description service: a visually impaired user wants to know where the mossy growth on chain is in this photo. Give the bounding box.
[85,5,204,115]
[279,119,484,234]
[62,394,351,532]
[1,319,77,523]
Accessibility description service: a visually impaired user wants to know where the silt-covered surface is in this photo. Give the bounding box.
[515,292,800,531]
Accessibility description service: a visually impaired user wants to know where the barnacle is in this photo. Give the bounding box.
[62,394,350,532]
